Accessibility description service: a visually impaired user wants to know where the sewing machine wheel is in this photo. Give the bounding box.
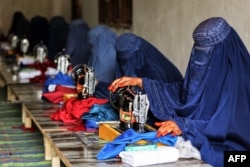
[71,64,89,83]
[109,86,136,110]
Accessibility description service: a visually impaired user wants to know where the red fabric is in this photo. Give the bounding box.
[12,125,36,132]
[42,85,77,104]
[50,97,108,123]
[29,74,47,83]
[28,61,56,83]
[27,61,56,73]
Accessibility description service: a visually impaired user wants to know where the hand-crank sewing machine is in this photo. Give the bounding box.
[71,64,96,99]
[70,64,153,135]
[33,42,48,63]
[99,86,154,141]
[110,86,150,133]
[54,50,71,75]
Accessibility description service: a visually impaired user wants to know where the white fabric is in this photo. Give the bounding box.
[0,42,11,50]
[18,68,41,79]
[174,136,201,160]
[45,67,58,76]
[119,146,179,167]
[19,78,30,83]
[18,56,35,65]
[48,84,57,92]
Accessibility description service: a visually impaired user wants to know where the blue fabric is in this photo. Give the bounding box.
[48,16,68,61]
[81,103,119,122]
[65,19,91,67]
[43,72,75,92]
[142,17,250,167]
[87,25,118,83]
[115,33,183,83]
[96,128,177,160]
[85,119,99,129]
[93,81,111,99]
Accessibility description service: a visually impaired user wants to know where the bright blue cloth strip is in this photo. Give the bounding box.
[96,128,177,160]
[43,72,75,92]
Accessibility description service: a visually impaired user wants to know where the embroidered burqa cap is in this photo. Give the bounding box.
[142,17,250,167]
[193,17,231,47]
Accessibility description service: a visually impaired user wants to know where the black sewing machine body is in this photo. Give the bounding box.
[71,64,96,99]
[110,86,150,132]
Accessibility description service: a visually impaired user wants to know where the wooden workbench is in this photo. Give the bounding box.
[44,131,211,167]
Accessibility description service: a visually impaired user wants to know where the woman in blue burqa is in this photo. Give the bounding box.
[94,32,183,99]
[65,19,91,67]
[108,17,250,167]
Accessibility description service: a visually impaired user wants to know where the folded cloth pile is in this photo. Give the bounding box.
[18,56,35,65]
[81,103,119,129]
[18,68,42,79]
[50,97,108,123]
[96,128,177,160]
[44,67,58,76]
[43,71,75,91]
[42,85,77,104]
[42,71,76,104]
[119,146,179,166]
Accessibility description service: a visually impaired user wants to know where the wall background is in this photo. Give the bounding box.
[1,0,250,74]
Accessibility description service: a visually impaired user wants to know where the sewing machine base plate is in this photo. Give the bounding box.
[98,123,157,143]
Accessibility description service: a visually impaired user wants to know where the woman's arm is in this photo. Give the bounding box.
[108,76,143,92]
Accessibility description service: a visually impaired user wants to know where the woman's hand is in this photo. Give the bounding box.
[155,120,182,137]
[108,76,143,92]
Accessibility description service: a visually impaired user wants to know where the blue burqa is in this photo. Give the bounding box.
[87,25,118,83]
[48,16,68,61]
[28,16,49,52]
[115,33,183,83]
[8,11,30,38]
[142,17,250,167]
[65,19,91,67]
[87,25,120,99]
[94,32,183,99]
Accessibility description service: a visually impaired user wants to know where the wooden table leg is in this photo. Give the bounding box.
[44,135,52,160]
[22,104,32,128]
